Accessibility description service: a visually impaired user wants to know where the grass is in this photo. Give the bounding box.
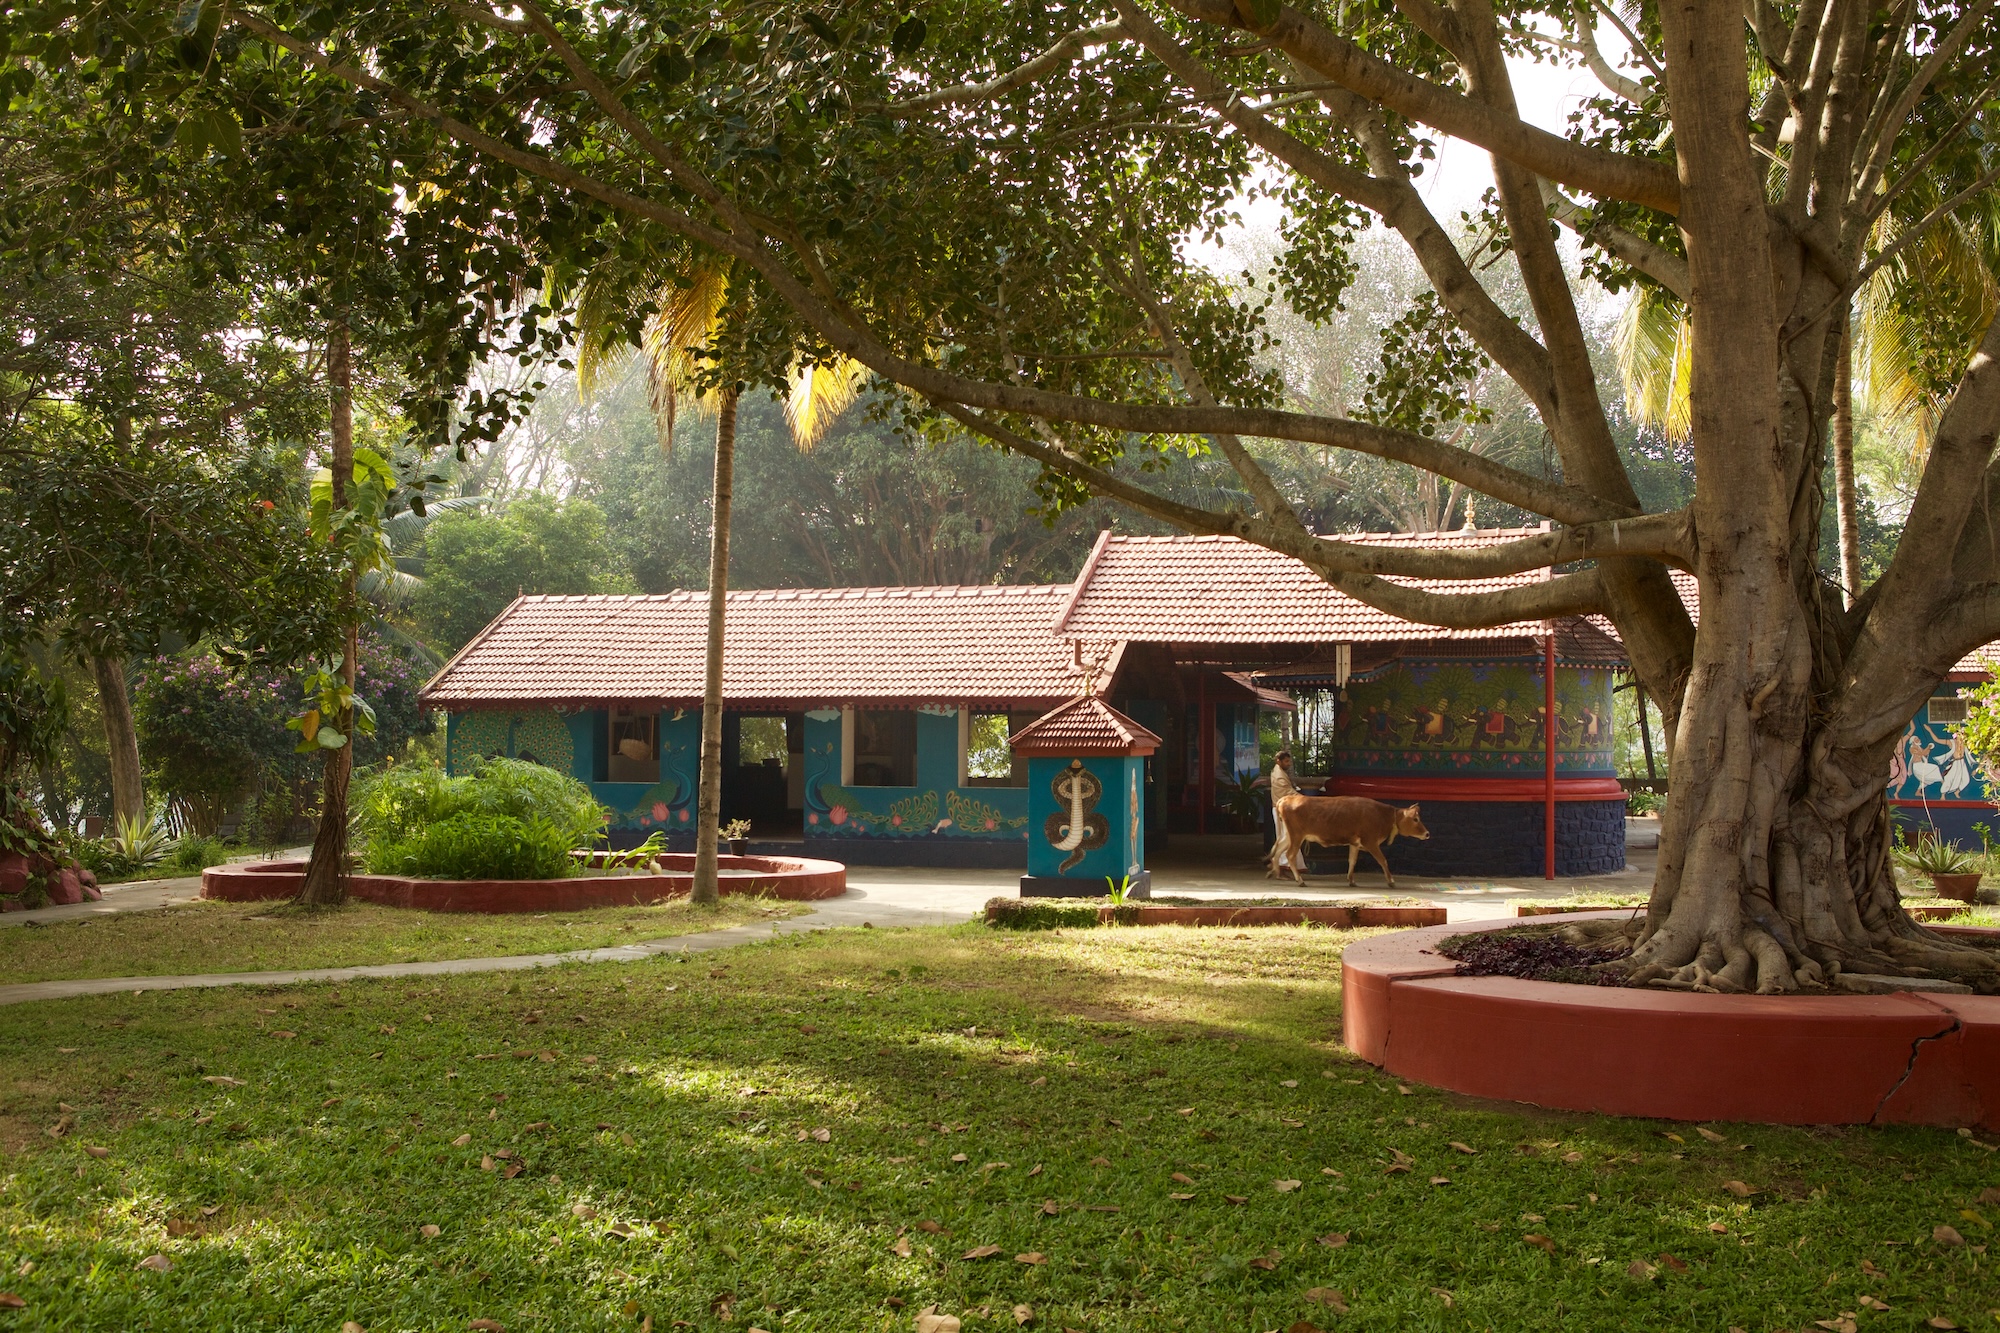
[0,897,807,984]
[1,924,1995,1331]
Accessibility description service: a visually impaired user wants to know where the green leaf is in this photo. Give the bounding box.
[316,728,348,750]
[803,14,841,45]
[171,0,206,36]
[890,17,927,53]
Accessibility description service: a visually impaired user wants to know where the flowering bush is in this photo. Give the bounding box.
[133,637,434,835]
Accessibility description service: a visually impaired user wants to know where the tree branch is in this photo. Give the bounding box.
[878,22,1127,112]
[228,6,1634,526]
[1162,0,1681,214]
[1852,0,1997,204]
[1541,181,1691,297]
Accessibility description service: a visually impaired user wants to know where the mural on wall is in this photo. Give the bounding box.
[798,709,1030,840]
[1045,759,1110,873]
[616,726,697,829]
[448,710,576,777]
[1330,660,1615,774]
[1886,703,1985,803]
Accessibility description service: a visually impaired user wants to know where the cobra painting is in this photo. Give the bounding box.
[1044,759,1110,873]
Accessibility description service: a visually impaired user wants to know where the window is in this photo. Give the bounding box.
[851,709,916,787]
[966,711,1036,787]
[1930,695,1970,726]
[607,708,658,782]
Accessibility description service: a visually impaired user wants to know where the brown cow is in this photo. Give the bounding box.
[1269,795,1430,886]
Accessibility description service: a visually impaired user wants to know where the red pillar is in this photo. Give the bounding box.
[1544,630,1558,880]
[1197,672,1211,836]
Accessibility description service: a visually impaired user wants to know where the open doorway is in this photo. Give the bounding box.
[721,712,804,838]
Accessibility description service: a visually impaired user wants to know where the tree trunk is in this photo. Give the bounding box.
[691,388,738,908]
[90,654,144,827]
[297,321,357,909]
[1833,326,1863,607]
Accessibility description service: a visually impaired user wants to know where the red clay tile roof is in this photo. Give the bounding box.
[1009,695,1163,755]
[421,584,1109,710]
[1053,529,1592,646]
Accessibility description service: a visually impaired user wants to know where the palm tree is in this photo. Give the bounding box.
[575,256,862,904]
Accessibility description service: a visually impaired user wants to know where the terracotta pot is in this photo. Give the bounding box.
[1929,872,1983,904]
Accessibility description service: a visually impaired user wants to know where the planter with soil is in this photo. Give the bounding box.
[1343,911,2000,1130]
[1930,872,1983,903]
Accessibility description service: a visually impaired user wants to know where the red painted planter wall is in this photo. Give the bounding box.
[1342,913,2000,1131]
[202,854,845,913]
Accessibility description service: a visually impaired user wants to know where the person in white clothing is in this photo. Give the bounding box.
[1259,750,1301,877]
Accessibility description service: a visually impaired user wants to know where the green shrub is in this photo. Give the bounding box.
[353,757,607,877]
[1625,788,1663,816]
[370,812,575,881]
[984,897,1106,930]
[168,834,231,872]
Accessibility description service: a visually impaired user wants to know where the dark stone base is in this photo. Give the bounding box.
[1019,870,1152,899]
[804,837,1028,869]
[1298,799,1627,878]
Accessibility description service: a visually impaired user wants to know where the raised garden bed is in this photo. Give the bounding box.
[985,896,1445,930]
[1512,899,1977,921]
[1343,911,2000,1130]
[202,853,845,913]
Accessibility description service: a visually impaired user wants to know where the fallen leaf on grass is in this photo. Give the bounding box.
[136,1255,172,1272]
[199,1205,221,1217]
[950,1153,969,1164]
[451,1134,472,1148]
[1287,1324,1326,1333]
[480,1156,495,1171]
[571,1204,597,1220]
[1815,1317,1857,1333]
[1627,1259,1656,1279]
[202,1075,245,1087]
[1303,1287,1349,1313]
[342,1324,363,1333]
[914,1308,961,1333]
[269,1031,296,1040]
[500,1164,523,1179]
[1177,1107,1195,1116]
[1709,1222,1729,1234]
[1015,1252,1045,1265]
[1040,1200,1060,1216]
[1028,1164,1042,1177]
[165,1219,199,1238]
[469,1322,506,1332]
[1013,1305,1033,1326]
[1722,1180,1758,1198]
[1659,1253,1689,1273]
[1859,1296,1891,1311]
[1431,1287,1455,1307]
[1088,1156,1110,1167]
[1429,1176,1451,1186]
[0,1294,24,1310]
[1926,1320,1959,1331]
[1281,1118,1306,1129]
[1171,1172,1196,1185]
[1281,1080,1299,1088]
[916,1220,946,1234]
[1522,1234,1556,1253]
[892,1236,912,1257]
[1395,1084,1412,1096]
[1224,1194,1247,1205]
[1860,1259,1886,1277]
[1274,1179,1302,1193]
[1169,1192,1196,1201]
[1248,1251,1280,1271]
[961,1245,1002,1260]
[1030,1077,1047,1087]
[83,1145,109,1159]
[1936,1225,1966,1246]
[1317,1233,1348,1248]
[1448,1142,1477,1155]
[1696,1127,1727,1143]
[1977,1187,2000,1205]
[420,1225,441,1238]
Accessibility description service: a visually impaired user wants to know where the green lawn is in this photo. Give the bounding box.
[0,896,805,984]
[0,924,1994,1331]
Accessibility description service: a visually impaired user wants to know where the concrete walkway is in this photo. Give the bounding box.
[0,833,1655,1008]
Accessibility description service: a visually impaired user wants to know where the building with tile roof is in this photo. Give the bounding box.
[423,526,1638,875]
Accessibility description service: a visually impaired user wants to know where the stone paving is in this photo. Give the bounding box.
[0,827,1658,1008]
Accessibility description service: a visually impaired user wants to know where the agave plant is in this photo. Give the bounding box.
[107,809,176,873]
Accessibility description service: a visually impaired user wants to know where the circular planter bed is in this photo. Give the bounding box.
[1344,911,2000,1131]
[202,854,845,913]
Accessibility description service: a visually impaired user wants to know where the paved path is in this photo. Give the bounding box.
[0,835,1654,1008]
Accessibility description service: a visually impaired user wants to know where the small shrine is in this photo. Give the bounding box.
[1009,695,1162,898]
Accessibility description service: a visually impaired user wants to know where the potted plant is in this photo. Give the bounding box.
[1892,830,1983,903]
[722,819,752,858]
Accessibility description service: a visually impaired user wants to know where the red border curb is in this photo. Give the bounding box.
[201,854,846,913]
[1512,902,1973,921]
[1342,913,2000,1130]
[1102,905,1446,928]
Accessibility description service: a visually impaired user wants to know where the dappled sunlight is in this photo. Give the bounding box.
[1,926,1994,1330]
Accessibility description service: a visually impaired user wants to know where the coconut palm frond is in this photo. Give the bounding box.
[367,617,445,668]
[358,565,427,610]
[381,494,487,550]
[1615,287,1692,441]
[637,260,732,452]
[782,357,868,452]
[575,264,649,399]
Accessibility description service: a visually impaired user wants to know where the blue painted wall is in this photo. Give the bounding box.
[799,706,1030,863]
[1025,755,1144,881]
[1889,685,1991,849]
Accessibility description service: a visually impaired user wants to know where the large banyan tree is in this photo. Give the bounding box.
[116,0,2000,991]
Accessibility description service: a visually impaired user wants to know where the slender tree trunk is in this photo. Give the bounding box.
[692,388,738,907]
[298,321,356,909]
[90,654,144,827]
[1833,326,1863,607]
